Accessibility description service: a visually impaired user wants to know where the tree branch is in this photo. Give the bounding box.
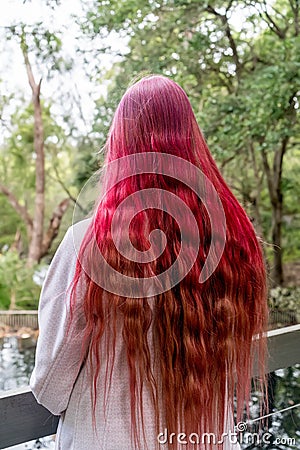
[273,136,289,192]
[49,165,87,214]
[0,184,33,234]
[249,142,265,238]
[41,198,70,257]
[20,32,37,94]
[272,91,298,189]
[226,0,234,13]
[206,5,242,81]
[220,154,237,169]
[289,0,300,35]
[261,147,276,205]
[257,0,287,39]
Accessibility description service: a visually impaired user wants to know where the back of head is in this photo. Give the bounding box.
[108,75,198,160]
[71,75,268,449]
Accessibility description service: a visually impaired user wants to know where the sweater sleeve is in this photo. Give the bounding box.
[30,223,89,416]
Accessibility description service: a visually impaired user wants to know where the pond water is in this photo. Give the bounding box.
[0,335,55,450]
[0,336,36,392]
[0,336,299,449]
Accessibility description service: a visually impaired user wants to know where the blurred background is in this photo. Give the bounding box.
[0,0,299,448]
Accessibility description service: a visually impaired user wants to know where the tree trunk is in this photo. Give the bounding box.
[40,198,70,258]
[265,94,297,286]
[10,289,17,310]
[261,138,287,287]
[249,142,265,241]
[21,36,45,266]
[271,197,284,286]
[10,229,23,256]
[0,30,71,266]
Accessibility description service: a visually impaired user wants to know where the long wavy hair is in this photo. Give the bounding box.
[71,75,268,449]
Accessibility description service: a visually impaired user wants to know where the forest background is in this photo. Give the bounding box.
[0,0,299,314]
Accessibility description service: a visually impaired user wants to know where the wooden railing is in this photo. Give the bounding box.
[0,308,295,333]
[0,324,300,449]
[0,387,58,449]
[0,310,38,330]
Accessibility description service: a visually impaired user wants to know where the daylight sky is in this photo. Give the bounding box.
[0,0,121,135]
[0,0,254,137]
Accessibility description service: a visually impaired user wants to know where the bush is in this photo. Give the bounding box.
[0,250,42,310]
[269,286,300,311]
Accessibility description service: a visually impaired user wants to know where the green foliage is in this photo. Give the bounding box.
[5,23,72,78]
[0,275,10,310]
[73,136,103,189]
[0,4,82,309]
[0,99,78,253]
[0,251,41,310]
[269,286,300,312]
[0,198,25,251]
[0,0,299,312]
[81,0,300,275]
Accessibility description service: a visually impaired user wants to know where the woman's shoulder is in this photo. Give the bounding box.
[66,217,93,250]
[69,217,93,236]
[49,218,93,268]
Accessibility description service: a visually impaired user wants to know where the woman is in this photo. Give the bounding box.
[30,75,268,449]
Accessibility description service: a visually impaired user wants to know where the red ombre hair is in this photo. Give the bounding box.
[71,75,268,449]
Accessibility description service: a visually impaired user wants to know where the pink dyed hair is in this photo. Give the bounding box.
[71,75,268,449]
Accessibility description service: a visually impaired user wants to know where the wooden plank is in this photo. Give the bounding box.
[0,325,299,448]
[0,387,58,449]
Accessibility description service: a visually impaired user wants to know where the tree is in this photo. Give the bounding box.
[81,0,300,286]
[0,24,74,264]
